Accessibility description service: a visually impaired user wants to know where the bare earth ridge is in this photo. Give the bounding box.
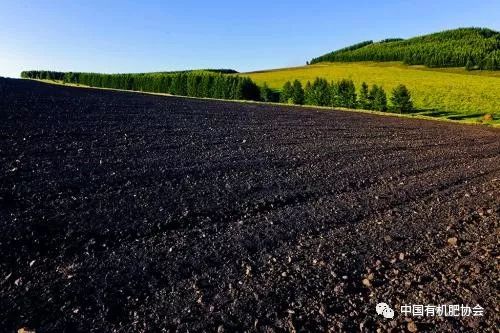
[0,79,499,332]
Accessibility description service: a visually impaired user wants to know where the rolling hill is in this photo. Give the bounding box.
[310,27,500,70]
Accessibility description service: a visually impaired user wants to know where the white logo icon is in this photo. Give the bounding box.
[376,302,395,319]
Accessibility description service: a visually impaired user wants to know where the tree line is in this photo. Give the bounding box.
[310,27,500,70]
[275,78,413,113]
[21,70,260,101]
[20,70,413,112]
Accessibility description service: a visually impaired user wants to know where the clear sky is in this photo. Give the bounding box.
[1,0,499,78]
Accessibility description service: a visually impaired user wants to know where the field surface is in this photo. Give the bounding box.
[0,79,499,332]
[245,62,500,118]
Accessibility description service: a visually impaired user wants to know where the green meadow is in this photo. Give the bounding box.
[245,61,500,124]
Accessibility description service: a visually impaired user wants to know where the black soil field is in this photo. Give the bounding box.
[1,79,499,332]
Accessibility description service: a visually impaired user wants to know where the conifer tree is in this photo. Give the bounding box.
[304,81,313,105]
[239,77,260,101]
[374,87,387,112]
[370,85,387,111]
[335,79,357,108]
[260,83,273,102]
[306,77,331,106]
[281,81,294,103]
[358,82,370,109]
[291,80,304,105]
[390,84,413,113]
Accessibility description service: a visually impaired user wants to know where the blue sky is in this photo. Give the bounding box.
[1,0,499,78]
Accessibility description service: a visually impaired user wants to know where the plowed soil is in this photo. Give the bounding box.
[0,79,499,332]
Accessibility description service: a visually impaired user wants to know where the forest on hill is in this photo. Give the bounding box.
[310,27,500,69]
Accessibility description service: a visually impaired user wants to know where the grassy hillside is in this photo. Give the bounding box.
[310,28,500,69]
[245,62,500,116]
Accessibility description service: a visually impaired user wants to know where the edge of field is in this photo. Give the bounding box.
[28,79,500,129]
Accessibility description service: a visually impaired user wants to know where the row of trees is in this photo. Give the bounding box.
[21,71,413,112]
[21,70,261,101]
[310,28,500,70]
[275,78,413,113]
[21,70,66,81]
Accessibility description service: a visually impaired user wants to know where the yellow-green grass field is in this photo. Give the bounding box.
[245,62,500,123]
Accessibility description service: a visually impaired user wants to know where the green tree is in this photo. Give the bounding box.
[200,74,213,97]
[370,85,387,111]
[281,81,293,103]
[187,74,202,96]
[212,74,225,98]
[291,80,304,104]
[333,79,356,108]
[305,77,331,106]
[260,82,274,102]
[304,81,313,105]
[358,82,370,109]
[238,77,260,101]
[390,84,413,113]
